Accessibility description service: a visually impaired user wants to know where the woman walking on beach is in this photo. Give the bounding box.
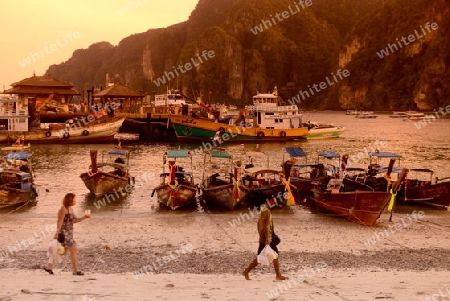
[44,193,90,275]
[242,204,287,280]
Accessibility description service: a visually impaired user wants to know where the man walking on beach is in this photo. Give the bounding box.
[242,204,287,280]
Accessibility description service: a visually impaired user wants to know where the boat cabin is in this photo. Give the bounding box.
[155,89,186,107]
[203,149,233,188]
[160,149,194,186]
[0,170,33,191]
[246,93,302,130]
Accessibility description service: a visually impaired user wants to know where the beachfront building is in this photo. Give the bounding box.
[4,74,80,129]
[93,81,145,115]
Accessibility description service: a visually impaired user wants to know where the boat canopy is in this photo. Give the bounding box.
[368,152,401,158]
[167,149,190,158]
[209,150,231,159]
[318,151,340,159]
[285,147,306,157]
[4,152,32,160]
[107,149,128,156]
[244,167,281,176]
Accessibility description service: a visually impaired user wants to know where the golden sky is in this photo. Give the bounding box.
[1,0,199,90]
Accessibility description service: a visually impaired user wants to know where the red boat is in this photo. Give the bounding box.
[312,188,392,226]
[398,169,450,208]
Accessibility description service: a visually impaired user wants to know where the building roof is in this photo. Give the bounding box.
[94,82,144,98]
[6,75,80,95]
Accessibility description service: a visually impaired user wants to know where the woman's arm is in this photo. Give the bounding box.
[73,216,86,224]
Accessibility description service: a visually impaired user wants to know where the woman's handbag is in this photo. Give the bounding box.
[272,234,281,245]
[57,232,65,244]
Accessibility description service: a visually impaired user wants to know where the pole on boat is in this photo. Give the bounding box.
[90,150,98,173]
[388,167,407,222]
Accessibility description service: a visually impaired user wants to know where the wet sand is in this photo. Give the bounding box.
[0,205,449,300]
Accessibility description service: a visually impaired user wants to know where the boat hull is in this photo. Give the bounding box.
[203,184,249,210]
[80,171,131,197]
[0,117,124,144]
[0,188,34,209]
[307,127,345,140]
[154,183,197,210]
[245,184,287,208]
[290,178,322,205]
[312,189,391,226]
[397,181,450,208]
[171,115,307,143]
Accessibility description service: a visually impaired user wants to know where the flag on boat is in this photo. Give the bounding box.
[282,177,295,206]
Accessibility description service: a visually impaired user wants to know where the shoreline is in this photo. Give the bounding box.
[0,206,449,300]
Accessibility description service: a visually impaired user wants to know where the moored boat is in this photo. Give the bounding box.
[399,169,450,208]
[282,147,327,205]
[201,148,249,210]
[355,111,378,119]
[304,122,345,139]
[0,142,37,208]
[171,90,308,143]
[389,111,409,119]
[241,151,291,208]
[153,149,197,210]
[347,151,450,209]
[80,148,133,197]
[312,188,392,226]
[407,112,426,121]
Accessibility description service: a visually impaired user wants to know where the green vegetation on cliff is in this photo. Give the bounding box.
[46,0,448,110]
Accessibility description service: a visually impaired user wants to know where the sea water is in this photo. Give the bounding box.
[3,111,449,217]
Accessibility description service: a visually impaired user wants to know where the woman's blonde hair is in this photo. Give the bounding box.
[62,193,76,207]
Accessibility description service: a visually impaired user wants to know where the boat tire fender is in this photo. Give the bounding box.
[45,131,51,137]
[218,127,225,133]
[280,131,286,137]
[257,131,265,139]
[63,132,70,139]
[82,130,89,136]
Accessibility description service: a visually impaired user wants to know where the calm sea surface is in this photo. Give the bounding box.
[3,111,450,217]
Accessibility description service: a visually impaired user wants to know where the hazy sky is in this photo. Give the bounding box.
[1,0,199,91]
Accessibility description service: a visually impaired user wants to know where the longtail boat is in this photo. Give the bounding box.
[283,148,346,206]
[80,148,133,197]
[241,151,293,208]
[0,142,37,208]
[398,168,450,208]
[201,148,249,210]
[153,149,197,210]
[312,153,407,226]
[351,152,450,209]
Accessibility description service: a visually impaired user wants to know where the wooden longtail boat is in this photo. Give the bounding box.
[283,148,346,206]
[80,148,133,197]
[398,169,450,208]
[0,143,37,208]
[312,188,392,226]
[201,148,249,210]
[241,151,290,208]
[153,149,197,210]
[313,164,406,226]
[355,152,450,208]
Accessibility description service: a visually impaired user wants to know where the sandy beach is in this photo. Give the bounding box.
[1,205,449,300]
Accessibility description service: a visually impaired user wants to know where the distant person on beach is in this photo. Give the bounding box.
[242,204,287,280]
[44,193,90,276]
